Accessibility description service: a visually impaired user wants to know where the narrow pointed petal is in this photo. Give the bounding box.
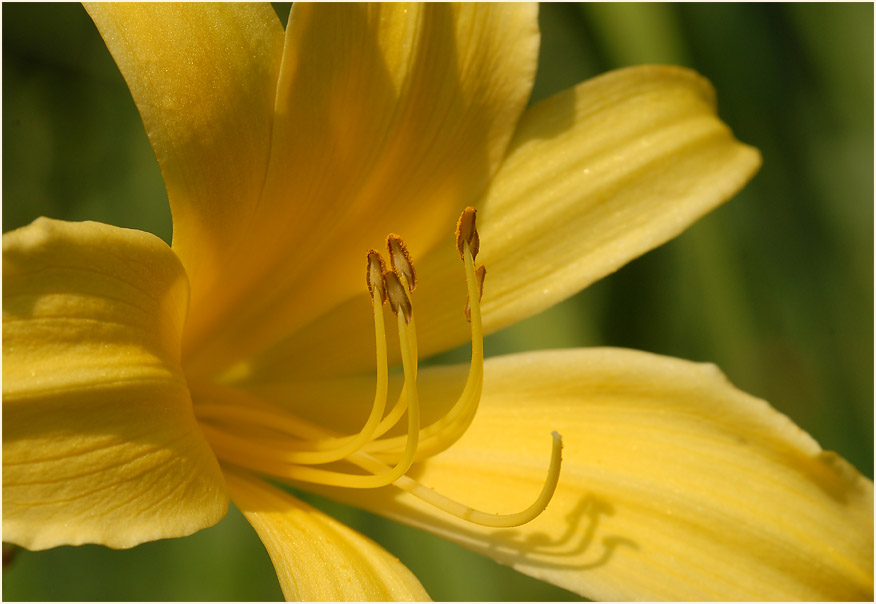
[239,65,762,380]
[305,349,873,601]
[182,3,540,379]
[2,219,227,551]
[226,470,430,602]
[84,2,284,341]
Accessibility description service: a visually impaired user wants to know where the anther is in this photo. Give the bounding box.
[464,264,487,322]
[456,206,480,261]
[387,234,416,292]
[385,269,413,324]
[367,207,485,459]
[366,249,387,305]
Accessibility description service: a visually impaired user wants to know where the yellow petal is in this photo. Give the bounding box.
[2,218,227,550]
[226,470,430,602]
[182,3,540,380]
[238,65,762,380]
[304,349,873,601]
[414,64,764,358]
[84,2,284,344]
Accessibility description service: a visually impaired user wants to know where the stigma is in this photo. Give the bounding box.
[193,208,563,528]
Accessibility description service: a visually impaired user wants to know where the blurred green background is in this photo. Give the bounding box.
[3,2,872,601]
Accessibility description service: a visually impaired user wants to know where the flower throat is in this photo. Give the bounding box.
[195,208,562,528]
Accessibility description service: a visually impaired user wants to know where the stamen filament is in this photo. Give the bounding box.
[199,309,420,488]
[353,431,564,528]
[192,290,389,464]
[364,237,484,458]
[193,384,335,442]
[369,318,422,441]
[387,235,418,362]
[192,209,563,527]
[370,373,410,440]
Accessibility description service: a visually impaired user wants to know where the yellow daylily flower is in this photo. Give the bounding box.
[3,3,872,602]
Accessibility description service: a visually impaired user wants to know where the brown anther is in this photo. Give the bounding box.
[464,264,487,322]
[366,249,387,305]
[386,234,417,292]
[385,269,413,324]
[455,207,480,261]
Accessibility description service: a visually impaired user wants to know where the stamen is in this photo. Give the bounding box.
[369,372,412,441]
[193,207,562,526]
[193,249,395,467]
[364,210,485,461]
[352,431,564,528]
[464,264,486,323]
[387,234,416,292]
[272,250,390,462]
[386,234,419,363]
[387,302,422,482]
[385,269,413,325]
[193,382,333,441]
[366,249,388,305]
[196,253,421,487]
[456,206,480,261]
[368,236,421,441]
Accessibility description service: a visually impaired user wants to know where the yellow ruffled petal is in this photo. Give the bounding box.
[304,349,873,601]
[182,3,540,380]
[84,2,284,342]
[2,218,227,551]
[236,64,762,380]
[413,64,764,358]
[226,470,430,602]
